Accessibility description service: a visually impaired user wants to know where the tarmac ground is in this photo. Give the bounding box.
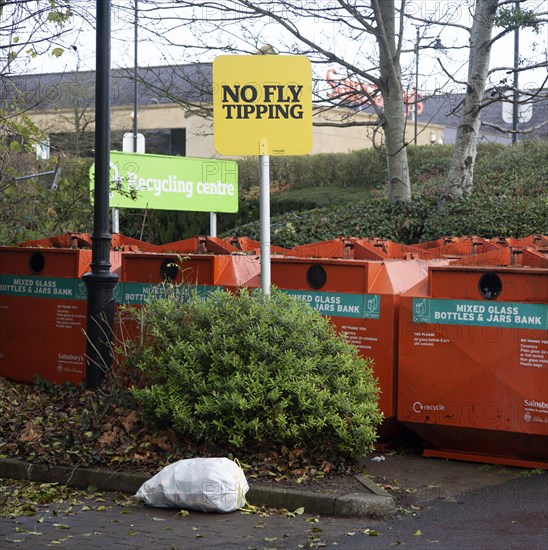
[1,451,547,549]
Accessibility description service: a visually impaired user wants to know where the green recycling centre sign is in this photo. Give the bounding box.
[90,151,238,212]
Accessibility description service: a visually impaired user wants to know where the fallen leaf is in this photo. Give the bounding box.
[305,516,320,523]
[121,411,139,433]
[151,434,172,452]
[98,431,117,446]
[19,421,42,443]
[132,452,150,460]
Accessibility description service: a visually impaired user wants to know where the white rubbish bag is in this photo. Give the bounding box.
[135,457,249,513]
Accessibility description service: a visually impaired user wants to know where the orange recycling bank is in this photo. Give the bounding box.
[0,246,93,384]
[398,266,548,467]
[266,254,444,438]
[0,234,159,385]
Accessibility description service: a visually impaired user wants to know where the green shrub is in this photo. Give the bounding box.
[422,193,548,241]
[223,197,434,247]
[237,148,387,191]
[222,189,547,247]
[125,288,382,460]
[3,141,544,246]
[0,155,93,245]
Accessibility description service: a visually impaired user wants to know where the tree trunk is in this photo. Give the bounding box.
[374,0,411,202]
[382,82,411,202]
[439,0,499,206]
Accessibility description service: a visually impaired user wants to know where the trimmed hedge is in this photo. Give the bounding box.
[2,141,545,246]
[237,148,387,191]
[222,193,547,248]
[223,141,548,245]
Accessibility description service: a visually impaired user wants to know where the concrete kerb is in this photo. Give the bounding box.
[0,458,395,518]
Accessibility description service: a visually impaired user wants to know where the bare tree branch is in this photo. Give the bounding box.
[482,119,548,134]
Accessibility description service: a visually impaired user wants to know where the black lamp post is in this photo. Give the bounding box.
[83,0,119,389]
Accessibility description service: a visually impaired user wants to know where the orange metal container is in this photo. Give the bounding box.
[225,236,291,256]
[159,236,240,255]
[114,251,261,371]
[398,265,548,468]
[452,246,548,269]
[262,255,442,436]
[290,237,428,261]
[0,245,94,384]
[0,234,158,384]
[18,232,162,253]
[290,238,354,259]
[353,239,418,261]
[119,251,260,306]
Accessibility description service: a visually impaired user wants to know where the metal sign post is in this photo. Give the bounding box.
[209,212,218,237]
[259,139,271,294]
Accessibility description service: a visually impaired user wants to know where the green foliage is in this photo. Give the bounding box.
[223,142,548,246]
[125,288,382,459]
[270,186,373,213]
[237,148,387,191]
[422,194,548,241]
[1,137,544,246]
[0,156,93,245]
[472,141,547,197]
[50,47,65,58]
[0,110,43,160]
[495,6,541,32]
[224,198,433,247]
[118,209,211,245]
[224,191,547,248]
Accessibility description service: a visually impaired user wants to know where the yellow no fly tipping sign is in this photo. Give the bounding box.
[213,55,312,156]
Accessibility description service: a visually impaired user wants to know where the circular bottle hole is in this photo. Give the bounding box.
[478,273,502,300]
[306,264,327,290]
[159,258,179,282]
[29,252,46,274]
